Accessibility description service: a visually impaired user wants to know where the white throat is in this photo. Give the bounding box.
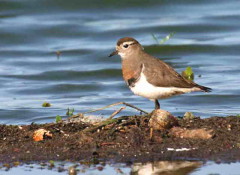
[118,52,127,59]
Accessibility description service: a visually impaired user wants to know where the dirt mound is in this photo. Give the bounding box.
[0,115,240,163]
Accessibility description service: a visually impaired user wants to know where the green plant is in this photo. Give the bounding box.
[49,160,54,164]
[151,32,175,45]
[182,66,194,81]
[55,115,62,123]
[66,108,74,116]
[56,51,61,59]
[42,102,51,107]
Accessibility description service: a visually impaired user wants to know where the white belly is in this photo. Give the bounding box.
[129,73,200,100]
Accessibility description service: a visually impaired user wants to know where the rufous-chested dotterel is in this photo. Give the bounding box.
[109,37,211,109]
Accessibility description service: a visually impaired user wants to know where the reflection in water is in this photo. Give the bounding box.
[131,161,202,175]
[1,161,240,175]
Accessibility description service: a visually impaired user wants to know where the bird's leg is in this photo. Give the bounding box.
[154,99,160,109]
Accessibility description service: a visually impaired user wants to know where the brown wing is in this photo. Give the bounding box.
[142,57,200,88]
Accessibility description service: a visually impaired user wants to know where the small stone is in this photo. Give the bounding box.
[170,127,213,139]
[183,112,196,120]
[68,166,77,175]
[33,129,52,142]
[227,124,231,131]
[58,167,65,172]
[148,109,178,130]
[153,136,163,143]
[13,162,20,166]
[97,166,104,171]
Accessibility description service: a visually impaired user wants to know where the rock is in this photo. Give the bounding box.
[68,166,77,175]
[169,127,214,139]
[148,109,178,130]
[33,129,52,142]
[183,112,196,120]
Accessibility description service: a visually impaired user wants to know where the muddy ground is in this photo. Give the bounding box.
[1,115,240,164]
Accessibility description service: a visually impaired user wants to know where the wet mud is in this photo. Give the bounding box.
[0,115,240,163]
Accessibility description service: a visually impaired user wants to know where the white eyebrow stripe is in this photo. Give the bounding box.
[122,41,136,46]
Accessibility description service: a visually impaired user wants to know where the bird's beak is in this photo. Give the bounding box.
[109,50,118,57]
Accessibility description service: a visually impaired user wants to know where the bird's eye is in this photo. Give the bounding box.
[123,44,129,48]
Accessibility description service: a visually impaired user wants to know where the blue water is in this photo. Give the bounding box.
[0,0,239,124]
[1,161,239,175]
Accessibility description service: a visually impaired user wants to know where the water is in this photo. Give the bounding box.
[0,0,240,124]
[1,161,240,175]
[0,0,240,173]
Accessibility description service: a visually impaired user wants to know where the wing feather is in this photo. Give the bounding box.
[142,57,201,88]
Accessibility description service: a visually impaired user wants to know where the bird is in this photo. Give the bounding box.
[109,37,211,110]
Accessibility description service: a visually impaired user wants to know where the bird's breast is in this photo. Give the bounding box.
[121,60,138,82]
[122,68,135,82]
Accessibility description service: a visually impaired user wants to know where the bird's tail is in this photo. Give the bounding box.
[198,85,212,92]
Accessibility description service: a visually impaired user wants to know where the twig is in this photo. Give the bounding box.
[100,142,117,146]
[83,118,117,133]
[83,116,131,133]
[108,107,126,120]
[150,127,153,141]
[122,102,148,114]
[82,102,148,115]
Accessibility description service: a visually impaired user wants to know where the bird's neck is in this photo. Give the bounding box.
[121,51,143,81]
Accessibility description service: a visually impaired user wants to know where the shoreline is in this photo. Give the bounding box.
[0,115,240,163]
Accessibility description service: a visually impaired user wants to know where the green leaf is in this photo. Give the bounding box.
[66,108,74,116]
[151,33,160,44]
[49,160,55,164]
[42,102,51,107]
[55,115,62,123]
[151,32,175,45]
[159,32,175,44]
[182,66,194,81]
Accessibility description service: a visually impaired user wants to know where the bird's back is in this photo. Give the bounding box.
[139,51,211,92]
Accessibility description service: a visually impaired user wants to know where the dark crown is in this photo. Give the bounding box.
[117,37,139,46]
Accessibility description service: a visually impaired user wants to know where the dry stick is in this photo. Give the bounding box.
[83,118,119,133]
[82,102,148,115]
[150,127,153,141]
[122,102,148,114]
[108,107,126,120]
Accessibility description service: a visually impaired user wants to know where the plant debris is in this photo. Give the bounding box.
[33,128,53,142]
[42,102,51,107]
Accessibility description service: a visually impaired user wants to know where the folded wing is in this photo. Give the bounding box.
[142,57,211,92]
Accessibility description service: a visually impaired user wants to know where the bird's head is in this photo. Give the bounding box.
[109,37,143,59]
